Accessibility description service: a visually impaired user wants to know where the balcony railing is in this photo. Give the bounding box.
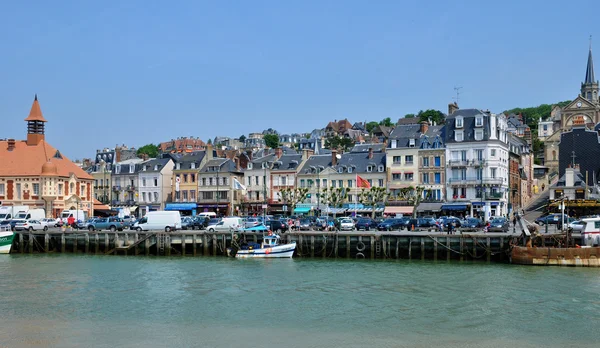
[486,192,503,200]
[112,185,121,191]
[448,178,478,186]
[448,160,469,167]
[127,185,136,191]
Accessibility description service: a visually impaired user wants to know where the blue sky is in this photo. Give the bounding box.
[1,0,599,159]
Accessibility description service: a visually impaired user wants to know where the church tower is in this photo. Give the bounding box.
[24,94,47,146]
[581,41,599,104]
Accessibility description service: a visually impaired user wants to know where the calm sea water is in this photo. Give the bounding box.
[1,255,599,348]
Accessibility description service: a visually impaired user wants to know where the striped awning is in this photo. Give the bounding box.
[384,206,414,214]
[328,208,347,214]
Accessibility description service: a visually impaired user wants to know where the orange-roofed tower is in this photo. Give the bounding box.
[25,94,47,146]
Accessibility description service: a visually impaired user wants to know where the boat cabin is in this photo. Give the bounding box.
[262,234,280,248]
[581,217,600,246]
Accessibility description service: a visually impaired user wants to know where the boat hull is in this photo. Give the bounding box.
[228,242,296,258]
[511,246,600,267]
[0,231,15,254]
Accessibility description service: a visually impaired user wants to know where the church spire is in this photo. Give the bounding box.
[585,36,595,84]
[581,36,599,104]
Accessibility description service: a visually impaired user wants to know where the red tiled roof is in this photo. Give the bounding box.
[23,95,47,122]
[0,139,93,179]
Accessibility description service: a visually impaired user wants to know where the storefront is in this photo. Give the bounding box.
[165,203,197,217]
[196,203,230,216]
[139,204,161,217]
[440,203,470,218]
[383,206,414,217]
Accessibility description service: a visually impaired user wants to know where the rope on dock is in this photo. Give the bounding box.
[427,235,464,255]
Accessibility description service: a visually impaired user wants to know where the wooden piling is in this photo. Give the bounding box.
[298,235,303,257]
[192,234,197,256]
[310,236,315,258]
[84,233,89,254]
[19,233,24,253]
[370,236,375,259]
[473,237,477,259]
[134,233,139,256]
[408,238,412,260]
[486,237,491,262]
[447,237,451,261]
[94,233,99,254]
[145,234,150,256]
[203,234,209,256]
[395,237,399,259]
[104,233,109,253]
[433,237,438,261]
[346,236,350,259]
[61,233,65,253]
[181,234,186,256]
[44,233,49,252]
[212,234,217,256]
[420,237,425,261]
[459,236,464,262]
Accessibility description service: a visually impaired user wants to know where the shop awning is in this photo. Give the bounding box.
[384,206,414,214]
[472,202,484,206]
[416,202,443,212]
[293,207,311,213]
[165,203,197,211]
[441,204,468,211]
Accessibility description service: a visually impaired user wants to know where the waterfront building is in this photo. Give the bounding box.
[296,147,386,216]
[197,157,244,216]
[137,157,174,215]
[444,108,509,219]
[558,126,600,185]
[386,124,422,203]
[170,150,208,215]
[243,150,278,215]
[269,151,304,215]
[111,159,143,216]
[0,96,94,218]
[416,122,446,215]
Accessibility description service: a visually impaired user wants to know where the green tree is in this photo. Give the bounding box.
[379,117,393,127]
[320,187,348,220]
[404,113,416,118]
[263,134,280,148]
[325,136,354,152]
[365,121,379,133]
[238,135,246,143]
[504,100,571,130]
[137,144,159,158]
[358,186,388,219]
[207,139,212,145]
[388,186,425,218]
[417,109,445,125]
[279,187,309,216]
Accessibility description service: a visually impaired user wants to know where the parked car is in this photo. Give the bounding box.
[78,218,97,230]
[488,217,510,232]
[40,218,59,227]
[441,217,462,228]
[339,218,355,231]
[244,218,262,229]
[88,217,125,231]
[9,219,26,231]
[535,214,569,225]
[265,219,287,232]
[298,218,312,231]
[377,218,405,231]
[181,217,194,230]
[568,220,586,232]
[15,219,47,231]
[462,218,485,228]
[355,218,376,231]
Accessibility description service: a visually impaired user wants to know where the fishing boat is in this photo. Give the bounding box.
[0,226,14,254]
[511,216,600,267]
[227,225,296,258]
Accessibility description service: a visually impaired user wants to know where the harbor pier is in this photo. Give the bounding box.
[9,229,525,262]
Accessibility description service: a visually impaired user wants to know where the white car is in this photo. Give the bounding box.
[568,220,585,232]
[40,218,57,227]
[339,218,355,231]
[15,219,48,231]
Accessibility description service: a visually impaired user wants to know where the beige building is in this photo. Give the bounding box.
[0,96,94,218]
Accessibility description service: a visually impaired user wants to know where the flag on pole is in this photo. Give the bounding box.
[356,175,371,189]
[232,177,247,191]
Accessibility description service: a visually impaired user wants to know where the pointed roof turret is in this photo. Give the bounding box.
[24,94,47,122]
[585,46,596,84]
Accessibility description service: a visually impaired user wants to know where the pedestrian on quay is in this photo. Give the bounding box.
[67,215,75,230]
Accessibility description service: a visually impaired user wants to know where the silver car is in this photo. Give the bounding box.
[568,220,585,232]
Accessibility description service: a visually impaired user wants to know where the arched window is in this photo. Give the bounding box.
[552,150,557,161]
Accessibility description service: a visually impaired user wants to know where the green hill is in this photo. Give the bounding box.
[504,100,571,129]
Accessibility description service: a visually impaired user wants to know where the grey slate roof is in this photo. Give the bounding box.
[200,158,240,173]
[388,124,445,148]
[174,151,206,170]
[272,154,302,171]
[351,143,386,153]
[445,109,491,144]
[298,152,386,175]
[140,158,171,173]
[554,169,586,188]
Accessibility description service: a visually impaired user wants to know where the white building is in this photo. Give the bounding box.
[445,109,509,219]
[137,157,174,215]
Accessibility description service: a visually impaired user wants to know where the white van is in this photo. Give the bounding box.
[132,211,181,232]
[16,209,46,221]
[206,217,243,232]
[60,210,88,223]
[197,212,217,219]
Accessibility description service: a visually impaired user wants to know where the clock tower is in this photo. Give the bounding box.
[581,42,599,104]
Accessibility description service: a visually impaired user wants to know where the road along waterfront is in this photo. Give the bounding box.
[1,255,599,348]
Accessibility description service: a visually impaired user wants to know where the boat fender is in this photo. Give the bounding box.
[356,252,365,259]
[356,241,366,252]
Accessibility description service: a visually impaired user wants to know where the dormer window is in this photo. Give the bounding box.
[409,139,416,148]
[247,163,253,170]
[378,165,384,172]
[455,130,464,142]
[262,162,268,169]
[348,167,353,174]
[115,165,121,174]
[391,140,397,148]
[366,166,372,172]
[129,166,134,174]
[191,163,196,169]
[455,117,464,128]
[474,130,484,141]
[143,166,147,171]
[154,165,158,171]
[176,163,181,170]
[475,116,483,127]
[338,167,344,174]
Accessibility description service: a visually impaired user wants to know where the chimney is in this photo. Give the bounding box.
[332,150,338,166]
[448,102,459,116]
[420,121,429,134]
[7,139,15,151]
[246,150,253,161]
[302,149,314,161]
[368,147,373,159]
[565,167,575,187]
[274,147,283,159]
[206,144,214,161]
[234,157,240,171]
